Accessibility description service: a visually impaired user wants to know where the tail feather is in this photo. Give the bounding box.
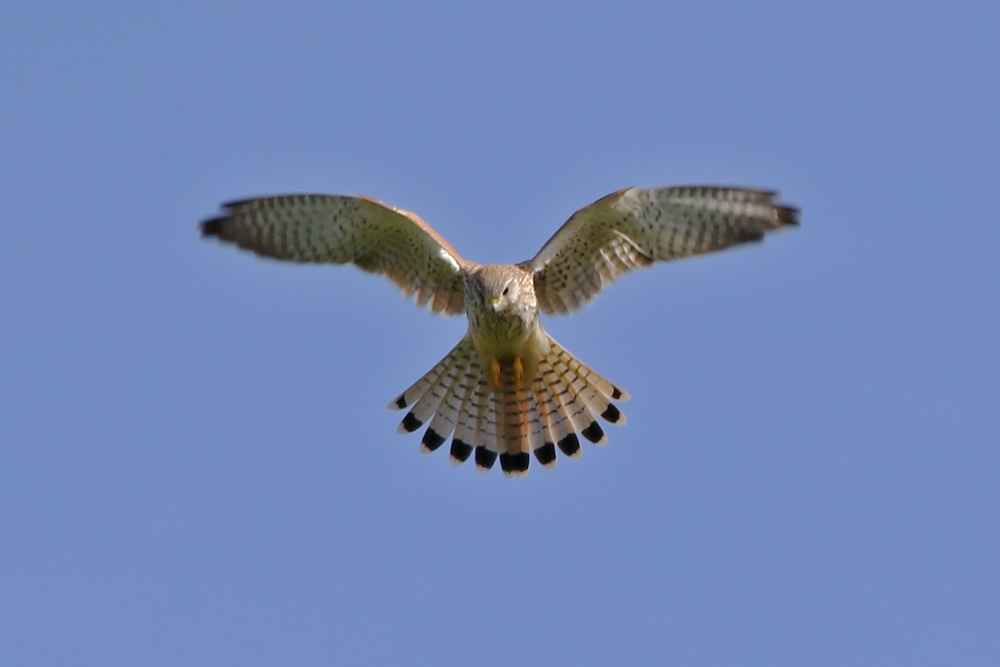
[497,363,531,477]
[474,391,498,472]
[539,356,597,451]
[389,338,464,410]
[531,374,565,465]
[550,342,630,402]
[526,381,555,468]
[548,356,606,445]
[420,359,478,452]
[448,367,482,465]
[390,333,627,476]
[551,354,627,426]
[534,361,582,459]
[396,342,470,436]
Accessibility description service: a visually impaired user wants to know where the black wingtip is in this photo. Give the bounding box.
[534,442,557,467]
[200,217,224,238]
[475,446,497,470]
[581,422,605,444]
[780,204,801,227]
[557,433,581,457]
[401,412,423,433]
[499,452,530,475]
[421,428,445,452]
[601,404,621,424]
[393,395,408,410]
[610,387,624,400]
[450,439,473,463]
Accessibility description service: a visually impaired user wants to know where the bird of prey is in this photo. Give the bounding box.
[201,185,797,476]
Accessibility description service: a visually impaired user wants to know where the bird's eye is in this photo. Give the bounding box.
[502,286,509,296]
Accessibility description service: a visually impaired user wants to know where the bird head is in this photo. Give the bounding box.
[467,264,535,315]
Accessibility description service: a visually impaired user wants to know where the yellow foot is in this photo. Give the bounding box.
[490,358,501,390]
[513,356,523,387]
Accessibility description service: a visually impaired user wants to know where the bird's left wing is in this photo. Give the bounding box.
[521,186,799,314]
[201,194,471,316]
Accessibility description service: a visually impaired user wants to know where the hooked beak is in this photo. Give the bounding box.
[488,296,501,309]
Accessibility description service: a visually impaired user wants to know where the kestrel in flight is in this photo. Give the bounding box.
[201,185,798,476]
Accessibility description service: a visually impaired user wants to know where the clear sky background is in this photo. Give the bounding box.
[2,1,998,664]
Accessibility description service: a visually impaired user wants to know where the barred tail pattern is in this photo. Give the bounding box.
[390,334,629,477]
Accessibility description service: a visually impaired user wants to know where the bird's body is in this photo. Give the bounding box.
[464,263,541,374]
[202,185,797,476]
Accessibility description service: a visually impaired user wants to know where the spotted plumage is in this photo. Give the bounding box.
[202,185,798,476]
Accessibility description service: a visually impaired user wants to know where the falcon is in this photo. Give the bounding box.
[201,185,798,476]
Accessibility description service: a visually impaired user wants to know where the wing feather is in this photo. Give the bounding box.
[524,186,798,315]
[201,194,471,316]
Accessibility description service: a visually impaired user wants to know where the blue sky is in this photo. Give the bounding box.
[2,1,998,664]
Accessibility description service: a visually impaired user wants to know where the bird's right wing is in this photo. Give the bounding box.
[201,194,472,316]
[522,186,799,314]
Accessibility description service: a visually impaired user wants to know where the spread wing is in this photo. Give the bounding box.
[201,194,472,316]
[522,186,799,314]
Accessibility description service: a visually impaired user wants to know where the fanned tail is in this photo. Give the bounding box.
[390,333,628,476]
